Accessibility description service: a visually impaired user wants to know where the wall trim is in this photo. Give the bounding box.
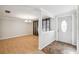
[0,34,33,40]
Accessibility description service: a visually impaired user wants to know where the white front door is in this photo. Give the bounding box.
[58,16,72,44]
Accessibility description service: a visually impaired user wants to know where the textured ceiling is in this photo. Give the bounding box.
[0,5,40,20]
[0,5,76,20]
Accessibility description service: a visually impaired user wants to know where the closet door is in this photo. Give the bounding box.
[33,21,38,36]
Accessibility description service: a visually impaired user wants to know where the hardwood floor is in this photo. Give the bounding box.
[0,35,38,54]
[0,35,77,54]
[42,41,77,54]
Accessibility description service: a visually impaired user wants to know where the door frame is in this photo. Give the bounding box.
[77,6,79,53]
[56,11,75,45]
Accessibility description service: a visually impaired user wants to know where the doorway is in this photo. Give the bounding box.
[58,16,72,44]
[33,20,38,36]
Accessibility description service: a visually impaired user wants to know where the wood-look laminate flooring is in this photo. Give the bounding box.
[42,41,77,54]
[0,35,38,54]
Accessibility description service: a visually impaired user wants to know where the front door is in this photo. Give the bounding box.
[58,16,72,44]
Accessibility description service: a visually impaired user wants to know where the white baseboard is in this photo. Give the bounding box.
[0,34,33,40]
[56,40,76,46]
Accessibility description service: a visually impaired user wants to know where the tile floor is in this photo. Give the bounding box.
[42,41,77,54]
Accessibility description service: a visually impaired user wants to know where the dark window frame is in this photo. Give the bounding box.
[42,18,51,31]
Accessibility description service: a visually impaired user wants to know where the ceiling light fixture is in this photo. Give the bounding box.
[17,14,37,20]
[24,20,32,23]
[24,20,28,22]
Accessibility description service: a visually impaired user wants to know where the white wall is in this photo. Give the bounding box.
[73,10,77,45]
[39,31,55,49]
[38,6,77,50]
[0,16,33,40]
[77,6,79,53]
[39,17,56,50]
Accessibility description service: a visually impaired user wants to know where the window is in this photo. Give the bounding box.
[61,20,67,32]
[42,18,51,31]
